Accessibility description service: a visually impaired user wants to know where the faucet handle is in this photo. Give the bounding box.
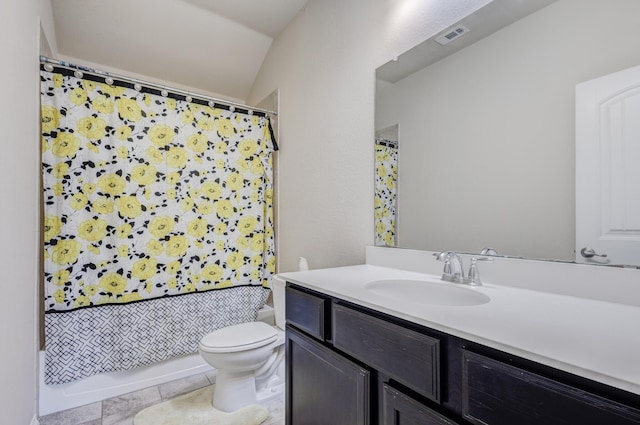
[466,258,482,286]
[465,257,493,285]
[480,247,498,256]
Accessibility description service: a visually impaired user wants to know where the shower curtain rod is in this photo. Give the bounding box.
[39,56,278,116]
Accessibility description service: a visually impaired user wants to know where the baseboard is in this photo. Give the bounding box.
[30,414,40,425]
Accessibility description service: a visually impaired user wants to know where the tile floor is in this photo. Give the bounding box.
[39,371,285,425]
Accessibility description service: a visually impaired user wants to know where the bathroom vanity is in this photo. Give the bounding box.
[280,258,640,425]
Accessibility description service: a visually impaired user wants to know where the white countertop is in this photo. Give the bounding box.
[279,264,640,396]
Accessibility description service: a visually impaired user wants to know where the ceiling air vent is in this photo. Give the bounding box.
[435,25,470,46]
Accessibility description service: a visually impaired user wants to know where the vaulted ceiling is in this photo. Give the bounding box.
[50,0,308,101]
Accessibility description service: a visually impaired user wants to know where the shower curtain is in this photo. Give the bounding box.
[41,65,277,384]
[374,140,398,246]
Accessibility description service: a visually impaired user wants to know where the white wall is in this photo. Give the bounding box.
[247,0,493,272]
[0,0,56,422]
[376,0,640,261]
[55,55,246,105]
[38,0,58,57]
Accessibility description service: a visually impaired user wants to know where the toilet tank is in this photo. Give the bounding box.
[271,276,286,330]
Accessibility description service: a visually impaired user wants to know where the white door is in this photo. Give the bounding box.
[576,65,640,266]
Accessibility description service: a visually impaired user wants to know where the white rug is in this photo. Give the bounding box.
[134,385,270,425]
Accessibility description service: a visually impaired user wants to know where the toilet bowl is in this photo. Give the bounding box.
[198,276,286,412]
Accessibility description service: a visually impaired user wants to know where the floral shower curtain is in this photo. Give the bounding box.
[374,140,398,246]
[41,65,277,383]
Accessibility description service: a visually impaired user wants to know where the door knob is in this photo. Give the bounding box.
[580,247,607,258]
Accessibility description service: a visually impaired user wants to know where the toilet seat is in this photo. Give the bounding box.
[199,321,278,353]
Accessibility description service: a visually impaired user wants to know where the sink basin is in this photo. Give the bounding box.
[364,279,490,307]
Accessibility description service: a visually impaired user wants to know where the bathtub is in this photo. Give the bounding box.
[39,304,275,416]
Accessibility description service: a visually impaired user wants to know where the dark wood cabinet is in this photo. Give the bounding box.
[333,302,441,402]
[462,350,640,425]
[286,325,370,425]
[285,286,328,341]
[285,283,640,425]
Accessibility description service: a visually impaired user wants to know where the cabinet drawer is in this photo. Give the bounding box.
[285,286,328,340]
[333,302,441,402]
[462,350,640,425]
[383,384,460,425]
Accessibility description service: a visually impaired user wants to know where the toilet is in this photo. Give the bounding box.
[198,276,286,412]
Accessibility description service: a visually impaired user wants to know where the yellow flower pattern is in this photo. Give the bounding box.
[41,106,61,132]
[130,164,157,186]
[115,97,142,121]
[44,215,63,242]
[52,132,81,158]
[149,124,175,147]
[78,218,108,242]
[77,116,107,140]
[41,70,277,311]
[97,174,126,196]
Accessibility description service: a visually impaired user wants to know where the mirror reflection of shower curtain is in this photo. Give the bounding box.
[374,126,398,246]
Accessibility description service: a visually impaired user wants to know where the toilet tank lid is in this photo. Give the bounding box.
[200,321,278,351]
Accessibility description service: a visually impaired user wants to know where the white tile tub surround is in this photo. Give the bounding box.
[365,246,640,307]
[39,305,275,416]
[280,247,640,396]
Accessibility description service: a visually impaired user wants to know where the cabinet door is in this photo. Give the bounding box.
[286,325,370,425]
[462,350,640,425]
[383,384,460,425]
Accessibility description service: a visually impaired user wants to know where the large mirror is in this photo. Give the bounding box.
[375,0,640,267]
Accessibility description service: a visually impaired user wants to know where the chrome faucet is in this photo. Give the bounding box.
[435,251,465,284]
[435,251,485,286]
